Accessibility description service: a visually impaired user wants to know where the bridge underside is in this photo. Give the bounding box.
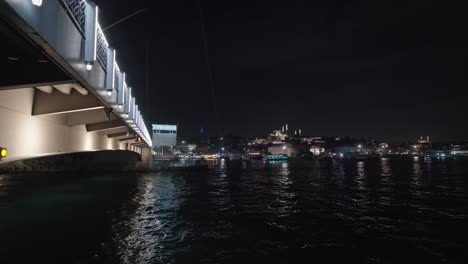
[0,150,150,173]
[0,8,151,169]
[0,18,71,90]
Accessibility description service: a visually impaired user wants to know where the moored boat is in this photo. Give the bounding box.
[263,154,288,161]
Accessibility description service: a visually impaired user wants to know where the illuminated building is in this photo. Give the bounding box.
[152,124,177,147]
[417,136,431,144]
[302,137,325,144]
[309,146,325,156]
[268,143,297,157]
[270,129,287,142]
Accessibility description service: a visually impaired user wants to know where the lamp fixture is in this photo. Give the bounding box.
[104,107,113,120]
[0,147,7,158]
[32,0,42,7]
[85,61,93,71]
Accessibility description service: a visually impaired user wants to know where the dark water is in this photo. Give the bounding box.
[0,158,467,263]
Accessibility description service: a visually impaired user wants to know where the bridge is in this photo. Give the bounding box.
[0,0,153,170]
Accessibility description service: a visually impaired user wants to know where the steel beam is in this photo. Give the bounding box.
[119,136,137,142]
[0,80,75,91]
[107,131,128,138]
[85,119,125,132]
[32,89,103,116]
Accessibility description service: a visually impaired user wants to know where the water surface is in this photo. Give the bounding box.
[0,158,466,263]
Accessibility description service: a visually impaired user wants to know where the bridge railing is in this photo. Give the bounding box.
[114,64,120,92]
[96,24,108,72]
[57,0,152,147]
[60,0,86,35]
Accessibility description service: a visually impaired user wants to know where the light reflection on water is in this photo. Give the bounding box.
[0,158,467,263]
[380,158,392,177]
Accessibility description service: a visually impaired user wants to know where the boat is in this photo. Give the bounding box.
[203,154,218,160]
[248,153,263,160]
[263,154,288,161]
[228,152,242,160]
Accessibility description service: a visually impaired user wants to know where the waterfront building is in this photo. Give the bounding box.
[309,146,325,156]
[302,137,325,145]
[417,136,431,144]
[270,129,287,142]
[451,144,468,156]
[268,143,297,157]
[378,143,389,149]
[334,145,356,156]
[152,124,177,147]
[411,136,432,154]
[253,138,269,145]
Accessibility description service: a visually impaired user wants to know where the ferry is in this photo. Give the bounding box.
[263,154,288,161]
[203,154,218,160]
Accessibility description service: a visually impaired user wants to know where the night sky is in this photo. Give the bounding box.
[95,0,467,142]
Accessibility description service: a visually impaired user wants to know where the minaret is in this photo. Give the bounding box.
[282,126,284,132]
[294,130,297,136]
[285,123,288,132]
[299,129,302,135]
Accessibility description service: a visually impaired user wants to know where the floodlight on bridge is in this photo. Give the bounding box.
[32,0,42,7]
[85,61,93,71]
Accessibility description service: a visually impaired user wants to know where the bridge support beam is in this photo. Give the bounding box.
[32,88,102,116]
[107,131,128,138]
[0,88,128,162]
[0,80,75,91]
[119,136,137,143]
[86,120,126,132]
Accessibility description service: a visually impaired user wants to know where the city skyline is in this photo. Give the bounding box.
[95,0,467,141]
